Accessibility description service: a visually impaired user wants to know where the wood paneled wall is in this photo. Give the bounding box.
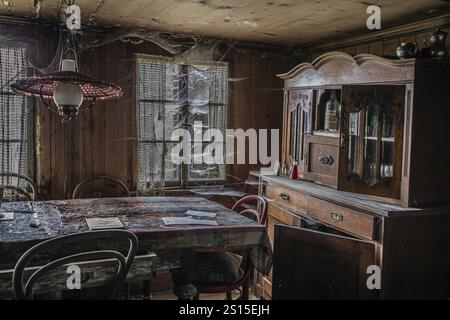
[0,23,288,199]
[226,51,288,183]
[3,20,449,200]
[38,39,180,199]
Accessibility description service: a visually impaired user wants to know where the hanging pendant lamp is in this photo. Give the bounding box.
[11,57,123,122]
[10,2,123,122]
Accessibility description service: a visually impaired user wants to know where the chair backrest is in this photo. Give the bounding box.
[13,230,138,300]
[72,176,131,199]
[232,195,268,225]
[0,173,38,202]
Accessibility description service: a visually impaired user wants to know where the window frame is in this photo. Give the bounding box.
[135,54,228,189]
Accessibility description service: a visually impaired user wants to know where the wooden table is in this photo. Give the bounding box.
[0,197,272,299]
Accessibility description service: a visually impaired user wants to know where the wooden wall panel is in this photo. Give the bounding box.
[4,20,449,200]
[225,51,288,183]
[0,23,288,199]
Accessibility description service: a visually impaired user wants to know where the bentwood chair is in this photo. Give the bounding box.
[193,195,268,300]
[13,230,138,300]
[0,173,38,202]
[72,176,130,199]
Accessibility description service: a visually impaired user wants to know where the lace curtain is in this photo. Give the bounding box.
[0,46,28,186]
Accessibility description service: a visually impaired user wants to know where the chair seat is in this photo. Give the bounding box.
[192,194,268,300]
[193,268,246,293]
[191,252,243,285]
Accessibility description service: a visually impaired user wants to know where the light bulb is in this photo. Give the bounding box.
[53,82,84,108]
[53,82,84,121]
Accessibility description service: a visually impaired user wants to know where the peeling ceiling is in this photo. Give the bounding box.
[1,0,450,46]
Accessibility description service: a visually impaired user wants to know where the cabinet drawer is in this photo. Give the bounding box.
[265,184,308,215]
[304,135,339,187]
[268,203,304,227]
[307,197,376,240]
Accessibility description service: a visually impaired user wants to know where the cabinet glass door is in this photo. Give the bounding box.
[314,89,341,135]
[340,85,405,199]
[286,90,312,168]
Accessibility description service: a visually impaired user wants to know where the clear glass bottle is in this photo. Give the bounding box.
[324,90,339,132]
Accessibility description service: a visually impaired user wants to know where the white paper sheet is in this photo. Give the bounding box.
[184,210,217,218]
[86,217,124,230]
[0,212,15,221]
[162,217,219,226]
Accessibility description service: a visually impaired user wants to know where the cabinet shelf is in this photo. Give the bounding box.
[363,136,395,142]
[313,130,339,138]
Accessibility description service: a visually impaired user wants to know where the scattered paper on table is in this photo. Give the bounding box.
[0,212,15,221]
[184,210,217,218]
[86,217,124,230]
[162,217,219,226]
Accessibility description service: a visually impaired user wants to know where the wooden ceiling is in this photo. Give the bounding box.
[1,0,450,46]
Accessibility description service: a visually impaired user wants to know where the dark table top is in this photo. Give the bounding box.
[0,197,272,273]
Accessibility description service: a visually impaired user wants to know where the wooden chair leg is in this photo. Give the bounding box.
[226,291,232,300]
[143,280,152,300]
[126,282,131,299]
[241,279,250,300]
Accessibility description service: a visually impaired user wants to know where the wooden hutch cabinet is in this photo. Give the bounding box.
[255,52,450,300]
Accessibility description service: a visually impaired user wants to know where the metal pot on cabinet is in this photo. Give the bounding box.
[396,42,418,59]
[425,29,449,60]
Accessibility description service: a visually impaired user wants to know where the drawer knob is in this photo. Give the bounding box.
[318,153,334,166]
[279,193,290,201]
[330,212,344,222]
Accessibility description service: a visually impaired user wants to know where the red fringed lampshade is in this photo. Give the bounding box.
[11,69,123,122]
[10,71,123,101]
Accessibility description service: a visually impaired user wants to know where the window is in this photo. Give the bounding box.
[136,55,228,195]
[0,46,30,184]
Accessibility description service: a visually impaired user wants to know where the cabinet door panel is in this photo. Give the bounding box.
[304,134,339,187]
[260,204,304,299]
[273,225,376,300]
[284,90,313,171]
[339,85,405,199]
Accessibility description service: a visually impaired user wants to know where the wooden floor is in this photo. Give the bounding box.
[143,290,259,300]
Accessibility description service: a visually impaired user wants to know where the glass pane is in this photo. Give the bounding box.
[189,163,225,181]
[165,143,180,182]
[166,63,182,101]
[296,106,302,161]
[381,142,394,178]
[0,142,27,180]
[302,108,310,161]
[348,112,362,175]
[304,105,311,134]
[186,104,226,142]
[188,111,209,141]
[189,144,225,181]
[315,89,341,134]
[381,113,396,178]
[365,105,379,138]
[138,102,181,142]
[382,113,395,138]
[188,66,210,106]
[165,104,181,138]
[364,104,379,185]
[364,139,378,185]
[289,110,296,158]
[138,142,179,183]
